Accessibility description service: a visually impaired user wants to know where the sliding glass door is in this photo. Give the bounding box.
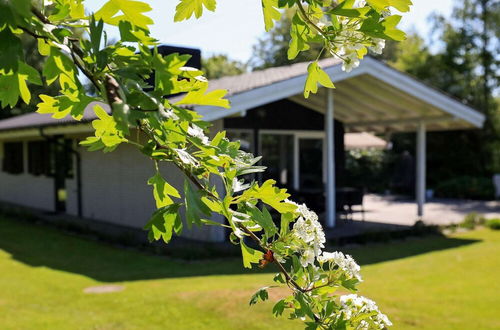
[298,137,323,193]
[260,133,295,189]
[259,130,324,192]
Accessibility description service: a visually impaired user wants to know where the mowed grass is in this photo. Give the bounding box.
[0,217,498,330]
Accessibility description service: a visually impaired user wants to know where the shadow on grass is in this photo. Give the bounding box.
[0,217,481,282]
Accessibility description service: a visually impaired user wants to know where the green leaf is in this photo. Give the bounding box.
[118,20,157,45]
[0,62,42,108]
[261,0,281,31]
[381,15,406,40]
[366,0,390,11]
[89,16,104,56]
[239,180,296,214]
[174,0,216,22]
[249,287,269,306]
[184,180,211,228]
[144,203,182,243]
[272,299,287,317]
[288,13,310,60]
[304,61,334,98]
[0,29,22,73]
[359,13,406,41]
[37,39,51,56]
[43,48,79,91]
[148,172,181,208]
[330,0,370,18]
[95,0,154,29]
[36,93,95,120]
[388,0,412,12]
[246,204,278,238]
[240,240,264,269]
[10,0,31,16]
[175,84,230,108]
[80,105,127,152]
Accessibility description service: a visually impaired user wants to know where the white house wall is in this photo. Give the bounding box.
[75,119,226,242]
[0,139,55,212]
[0,119,226,243]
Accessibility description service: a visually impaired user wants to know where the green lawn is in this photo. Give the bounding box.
[0,217,498,330]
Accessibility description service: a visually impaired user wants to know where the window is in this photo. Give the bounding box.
[56,138,74,179]
[26,138,74,178]
[260,134,294,188]
[28,141,51,176]
[226,129,254,153]
[2,142,24,175]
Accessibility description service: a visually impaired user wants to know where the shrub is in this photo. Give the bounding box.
[460,212,486,229]
[434,176,495,200]
[486,218,500,230]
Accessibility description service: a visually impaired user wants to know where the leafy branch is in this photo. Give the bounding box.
[0,0,412,328]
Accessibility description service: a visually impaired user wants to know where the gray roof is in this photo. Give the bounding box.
[0,57,342,132]
[0,102,108,132]
[206,57,341,96]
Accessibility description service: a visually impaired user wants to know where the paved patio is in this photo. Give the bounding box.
[324,194,500,239]
[352,194,500,226]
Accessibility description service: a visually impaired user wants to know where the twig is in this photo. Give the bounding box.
[238,224,306,293]
[31,6,50,24]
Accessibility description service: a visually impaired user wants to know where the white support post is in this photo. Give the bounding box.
[416,121,426,218]
[325,89,336,228]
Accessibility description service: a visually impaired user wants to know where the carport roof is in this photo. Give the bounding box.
[0,56,485,134]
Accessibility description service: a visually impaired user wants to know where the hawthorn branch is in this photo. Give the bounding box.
[237,224,305,294]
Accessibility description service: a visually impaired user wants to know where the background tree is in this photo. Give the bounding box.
[250,9,326,70]
[202,54,247,79]
[383,0,500,192]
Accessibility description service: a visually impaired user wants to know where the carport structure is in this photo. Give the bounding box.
[190,57,485,228]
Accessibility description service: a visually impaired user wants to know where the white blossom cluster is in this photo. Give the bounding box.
[339,294,392,329]
[328,0,387,72]
[187,124,209,145]
[318,251,362,282]
[289,202,326,267]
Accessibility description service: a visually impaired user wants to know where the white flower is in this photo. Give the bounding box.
[318,251,362,282]
[297,203,319,222]
[300,247,316,267]
[232,178,249,193]
[381,8,392,18]
[342,52,361,72]
[339,294,392,328]
[369,38,386,55]
[187,124,209,145]
[175,148,199,166]
[353,0,366,8]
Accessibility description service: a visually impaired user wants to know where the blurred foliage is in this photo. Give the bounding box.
[486,218,500,230]
[377,0,500,181]
[460,212,486,229]
[250,9,326,70]
[201,54,247,79]
[0,35,60,120]
[435,176,495,200]
[344,149,395,193]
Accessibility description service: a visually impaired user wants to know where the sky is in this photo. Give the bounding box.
[85,0,456,62]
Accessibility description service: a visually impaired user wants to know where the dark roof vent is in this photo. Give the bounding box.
[145,45,201,93]
[157,45,201,69]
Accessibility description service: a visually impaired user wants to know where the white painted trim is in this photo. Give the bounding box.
[362,57,485,128]
[325,89,336,228]
[416,121,426,218]
[293,134,299,190]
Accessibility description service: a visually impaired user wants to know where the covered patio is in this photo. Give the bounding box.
[192,56,486,229]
